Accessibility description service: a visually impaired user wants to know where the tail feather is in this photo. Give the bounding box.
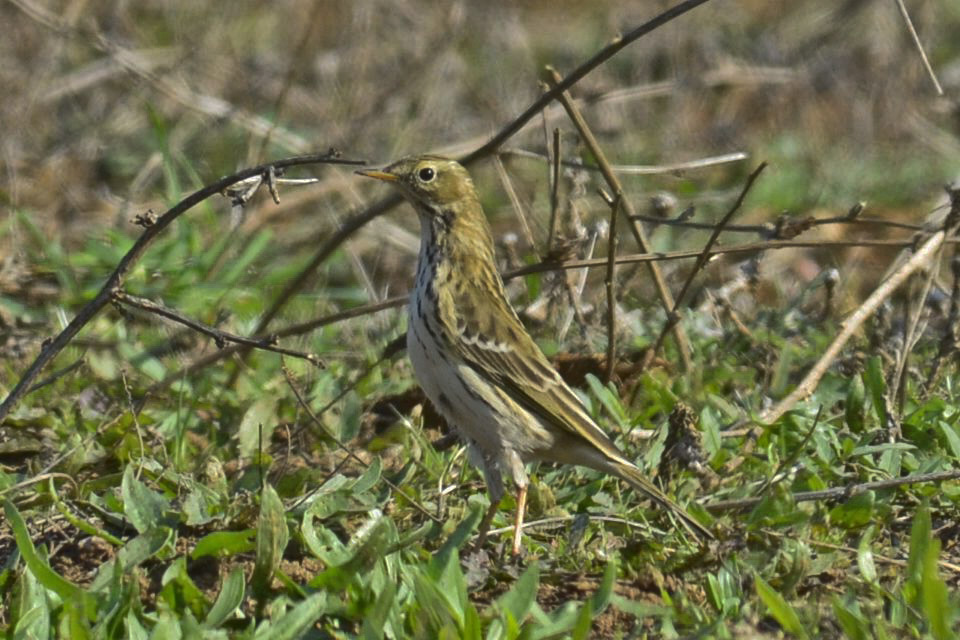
[613,461,714,541]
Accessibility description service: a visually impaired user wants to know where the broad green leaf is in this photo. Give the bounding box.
[204,567,245,629]
[192,530,256,560]
[863,356,886,424]
[937,420,960,460]
[585,374,627,424]
[845,374,866,432]
[125,611,149,640]
[238,398,278,460]
[160,557,210,619]
[412,570,462,637]
[589,559,616,614]
[700,406,722,459]
[433,504,483,571]
[351,457,382,494]
[571,599,592,640]
[15,606,50,640]
[755,575,807,639]
[150,610,184,640]
[905,504,932,607]
[921,538,953,640]
[463,603,483,640]
[91,527,172,592]
[13,561,50,640]
[183,489,217,527]
[360,577,396,640]
[300,516,346,565]
[828,491,875,529]
[310,514,396,591]
[832,598,870,640]
[252,485,289,597]
[122,466,170,534]
[496,564,540,625]
[857,527,878,583]
[5,500,83,601]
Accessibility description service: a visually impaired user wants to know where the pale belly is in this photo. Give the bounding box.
[406,298,554,466]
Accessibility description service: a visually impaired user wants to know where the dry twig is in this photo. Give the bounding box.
[705,469,960,513]
[543,65,694,372]
[650,162,767,359]
[0,152,362,422]
[724,185,960,473]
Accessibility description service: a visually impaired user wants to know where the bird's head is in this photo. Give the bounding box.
[357,155,480,221]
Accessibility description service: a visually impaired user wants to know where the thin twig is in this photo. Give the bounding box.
[493,155,540,259]
[112,291,325,367]
[751,231,943,427]
[291,354,389,439]
[238,0,718,356]
[502,147,749,176]
[603,193,621,383]
[925,255,960,393]
[546,129,562,255]
[893,0,944,96]
[892,250,938,415]
[558,228,597,341]
[544,65,694,372]
[459,0,716,166]
[137,226,957,410]
[650,162,767,357]
[141,233,960,404]
[705,469,960,512]
[26,358,85,394]
[0,151,362,423]
[507,237,953,278]
[132,0,721,397]
[761,528,960,575]
[754,405,823,498]
[723,190,960,472]
[630,213,923,234]
[250,193,404,337]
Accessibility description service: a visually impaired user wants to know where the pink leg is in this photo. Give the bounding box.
[511,484,528,555]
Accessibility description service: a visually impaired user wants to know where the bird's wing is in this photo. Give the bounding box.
[445,272,629,464]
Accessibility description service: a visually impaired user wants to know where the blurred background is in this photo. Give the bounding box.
[2,0,959,387]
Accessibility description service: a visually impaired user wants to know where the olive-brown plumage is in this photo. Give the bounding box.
[358,155,711,552]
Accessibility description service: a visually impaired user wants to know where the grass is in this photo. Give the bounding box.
[3,0,960,637]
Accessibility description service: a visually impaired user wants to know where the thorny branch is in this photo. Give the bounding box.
[0,151,363,422]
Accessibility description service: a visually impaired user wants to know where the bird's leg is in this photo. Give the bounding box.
[511,484,528,556]
[474,496,502,549]
[473,458,505,551]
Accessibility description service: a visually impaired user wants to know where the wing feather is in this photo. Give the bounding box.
[444,275,628,464]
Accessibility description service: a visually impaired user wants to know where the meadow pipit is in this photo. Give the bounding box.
[358,155,712,553]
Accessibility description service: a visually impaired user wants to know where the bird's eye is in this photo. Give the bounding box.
[418,167,436,182]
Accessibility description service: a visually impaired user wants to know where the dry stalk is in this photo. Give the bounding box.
[543,66,694,372]
[0,152,362,423]
[724,185,960,473]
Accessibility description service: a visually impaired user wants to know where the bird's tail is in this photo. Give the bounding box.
[613,460,714,541]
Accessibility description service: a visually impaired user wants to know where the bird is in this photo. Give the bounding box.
[357,155,712,554]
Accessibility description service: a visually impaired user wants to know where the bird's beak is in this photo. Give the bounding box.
[355,168,399,182]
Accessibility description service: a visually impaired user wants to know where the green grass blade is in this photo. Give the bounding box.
[754,574,807,639]
[4,500,83,601]
[204,566,246,628]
